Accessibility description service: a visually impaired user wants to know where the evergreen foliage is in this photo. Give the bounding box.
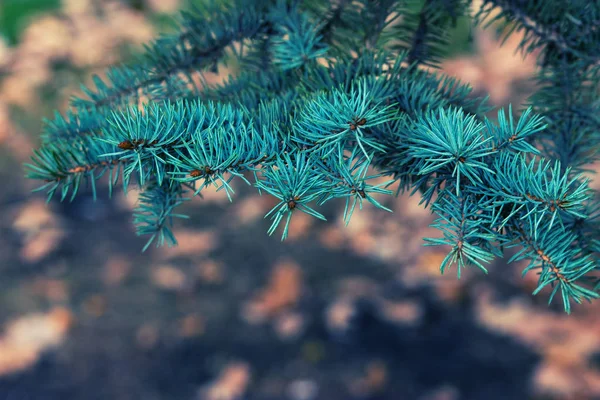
[25,0,600,313]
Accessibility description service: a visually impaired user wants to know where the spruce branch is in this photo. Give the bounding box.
[424,191,500,278]
[41,107,105,143]
[269,4,329,70]
[315,147,394,225]
[510,221,599,314]
[256,152,330,240]
[25,136,126,202]
[24,0,600,312]
[475,0,600,170]
[407,107,496,196]
[133,179,190,252]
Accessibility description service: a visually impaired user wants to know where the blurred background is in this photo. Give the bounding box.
[1,0,600,399]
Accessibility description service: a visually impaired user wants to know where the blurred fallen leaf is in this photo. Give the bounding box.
[317,225,345,250]
[350,360,388,397]
[380,299,423,326]
[196,259,224,284]
[325,298,354,340]
[244,260,303,322]
[157,229,217,260]
[28,278,69,302]
[274,311,305,341]
[178,314,205,338]
[199,362,251,400]
[233,195,265,225]
[285,212,314,241]
[103,256,132,286]
[13,199,58,235]
[0,308,73,376]
[13,200,65,263]
[19,229,65,263]
[151,265,187,291]
[475,289,600,398]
